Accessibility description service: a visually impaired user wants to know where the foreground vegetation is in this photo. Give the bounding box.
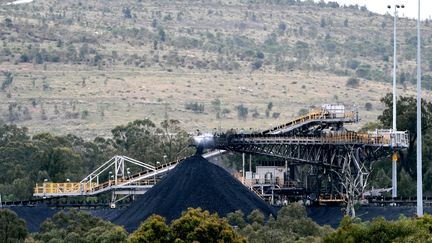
[3,203,432,243]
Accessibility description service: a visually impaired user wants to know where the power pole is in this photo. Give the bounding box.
[388,3,404,199]
[416,0,423,217]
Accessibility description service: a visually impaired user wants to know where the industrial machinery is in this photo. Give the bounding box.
[194,105,409,213]
[33,104,409,214]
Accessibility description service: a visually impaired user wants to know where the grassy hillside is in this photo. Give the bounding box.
[1,0,432,138]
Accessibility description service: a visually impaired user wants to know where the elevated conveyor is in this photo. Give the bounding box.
[262,104,358,135]
[33,150,225,198]
[217,130,409,148]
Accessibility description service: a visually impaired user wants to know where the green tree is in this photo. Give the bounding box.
[4,17,12,28]
[2,71,13,91]
[123,7,132,19]
[158,28,166,42]
[239,203,330,242]
[236,104,248,120]
[0,209,28,243]
[346,77,359,88]
[378,93,432,176]
[171,208,245,243]
[129,215,171,243]
[35,210,127,243]
[227,210,246,229]
[399,169,415,197]
[323,215,432,242]
[159,119,194,161]
[211,98,222,118]
[247,209,265,225]
[111,119,162,163]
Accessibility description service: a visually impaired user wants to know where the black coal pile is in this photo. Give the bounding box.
[112,155,276,231]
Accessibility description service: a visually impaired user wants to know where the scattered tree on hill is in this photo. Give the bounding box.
[364,102,372,111]
[158,28,166,42]
[1,71,13,91]
[211,98,222,119]
[252,59,263,70]
[278,22,286,32]
[346,77,359,88]
[123,7,132,19]
[185,102,205,113]
[4,17,12,28]
[236,104,248,120]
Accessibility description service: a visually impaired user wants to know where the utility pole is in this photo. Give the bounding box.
[242,153,245,184]
[388,4,404,199]
[416,0,423,217]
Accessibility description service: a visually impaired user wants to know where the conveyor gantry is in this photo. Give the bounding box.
[262,104,358,135]
[194,104,409,215]
[33,151,225,199]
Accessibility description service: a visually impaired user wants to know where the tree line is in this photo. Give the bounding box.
[0,119,193,201]
[3,203,432,242]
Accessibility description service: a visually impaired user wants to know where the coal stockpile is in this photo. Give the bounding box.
[112,155,276,231]
[10,205,58,232]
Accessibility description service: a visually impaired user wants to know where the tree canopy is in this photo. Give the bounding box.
[35,209,128,243]
[0,209,28,243]
[129,208,246,243]
[0,119,193,201]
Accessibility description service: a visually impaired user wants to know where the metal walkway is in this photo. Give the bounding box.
[262,105,358,135]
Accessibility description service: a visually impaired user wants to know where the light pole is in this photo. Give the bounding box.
[416,0,423,217]
[387,4,404,199]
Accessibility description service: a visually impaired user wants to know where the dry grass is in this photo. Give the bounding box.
[1,63,430,139]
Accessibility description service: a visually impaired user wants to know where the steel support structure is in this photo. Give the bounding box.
[210,131,407,216]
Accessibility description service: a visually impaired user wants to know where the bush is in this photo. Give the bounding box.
[355,64,372,79]
[252,59,263,70]
[346,77,360,88]
[1,71,13,91]
[185,102,204,113]
[298,108,308,116]
[346,59,360,70]
[323,215,432,243]
[236,104,248,120]
[365,102,373,111]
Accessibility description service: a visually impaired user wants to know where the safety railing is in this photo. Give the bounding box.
[34,182,90,195]
[227,130,409,148]
[34,157,185,197]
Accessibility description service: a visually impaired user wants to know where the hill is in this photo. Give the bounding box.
[1,0,432,138]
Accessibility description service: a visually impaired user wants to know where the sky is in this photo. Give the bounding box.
[320,0,432,20]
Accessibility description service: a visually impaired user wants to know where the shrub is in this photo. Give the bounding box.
[346,77,360,88]
[365,102,373,111]
[1,71,13,91]
[185,102,204,113]
[236,104,248,120]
